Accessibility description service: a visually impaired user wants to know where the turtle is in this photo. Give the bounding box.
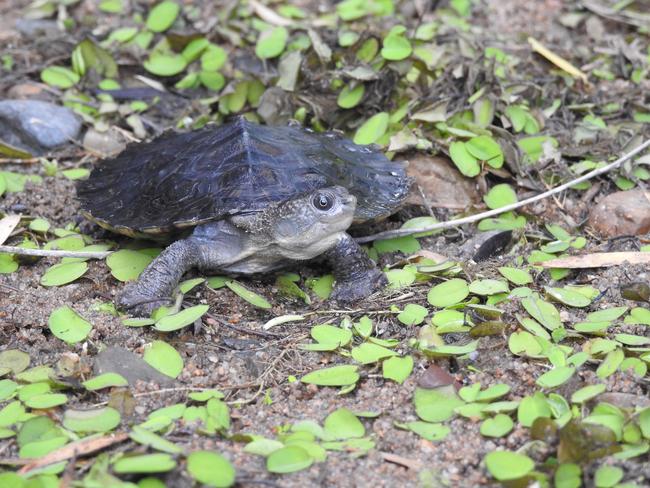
[77,117,411,316]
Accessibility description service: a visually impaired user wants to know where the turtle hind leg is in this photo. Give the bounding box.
[325,233,387,304]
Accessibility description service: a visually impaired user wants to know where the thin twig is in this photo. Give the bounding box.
[356,138,650,243]
[206,313,284,338]
[0,246,111,259]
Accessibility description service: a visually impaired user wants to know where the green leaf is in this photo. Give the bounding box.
[143,340,184,378]
[350,343,397,364]
[356,38,379,62]
[175,72,200,89]
[545,286,592,307]
[614,333,650,346]
[449,141,480,177]
[113,453,177,473]
[146,1,180,32]
[594,465,623,488]
[517,393,551,427]
[182,38,210,62]
[82,373,128,390]
[485,450,535,481]
[353,112,389,145]
[48,306,92,344]
[571,383,606,404]
[256,27,288,59]
[308,274,334,300]
[122,317,155,327]
[106,249,156,282]
[517,135,558,164]
[382,356,413,384]
[129,425,183,454]
[476,384,511,402]
[374,236,420,254]
[72,38,118,78]
[403,421,450,441]
[40,66,79,88]
[0,254,18,274]
[267,446,313,473]
[522,295,562,330]
[337,83,365,108]
[40,262,88,286]
[381,27,412,61]
[323,408,365,440]
[586,307,628,322]
[99,0,124,13]
[276,274,310,304]
[639,408,650,439]
[468,279,509,296]
[480,414,514,437]
[154,304,209,332]
[107,26,137,43]
[427,278,469,307]
[206,276,228,289]
[23,393,68,409]
[625,307,650,325]
[179,278,205,294]
[186,450,235,487]
[484,184,517,209]
[337,29,359,46]
[225,280,272,309]
[0,380,18,401]
[200,71,225,91]
[397,304,428,325]
[466,135,504,168]
[596,348,624,379]
[310,324,352,347]
[536,366,575,389]
[479,213,527,231]
[244,438,284,456]
[143,52,188,76]
[29,218,50,233]
[301,365,359,387]
[498,266,532,285]
[0,350,30,374]
[555,463,582,488]
[414,386,464,423]
[63,407,120,433]
[201,44,227,72]
[422,340,478,357]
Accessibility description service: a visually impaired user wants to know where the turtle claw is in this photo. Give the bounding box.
[331,268,387,305]
[117,284,172,318]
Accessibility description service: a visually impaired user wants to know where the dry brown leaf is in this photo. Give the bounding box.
[249,0,293,27]
[528,37,588,82]
[0,214,21,246]
[379,451,423,470]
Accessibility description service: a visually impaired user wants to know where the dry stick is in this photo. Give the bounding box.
[0,246,111,259]
[356,138,650,244]
[0,139,648,258]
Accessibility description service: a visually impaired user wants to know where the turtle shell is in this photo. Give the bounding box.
[77,117,410,236]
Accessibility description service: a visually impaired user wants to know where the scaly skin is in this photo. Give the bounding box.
[117,239,199,316]
[326,233,387,303]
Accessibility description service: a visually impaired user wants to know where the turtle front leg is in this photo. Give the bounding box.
[326,233,387,304]
[117,239,200,316]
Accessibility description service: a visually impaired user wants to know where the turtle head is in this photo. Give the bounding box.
[271,186,356,257]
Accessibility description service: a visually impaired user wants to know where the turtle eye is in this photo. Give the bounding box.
[313,192,334,211]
